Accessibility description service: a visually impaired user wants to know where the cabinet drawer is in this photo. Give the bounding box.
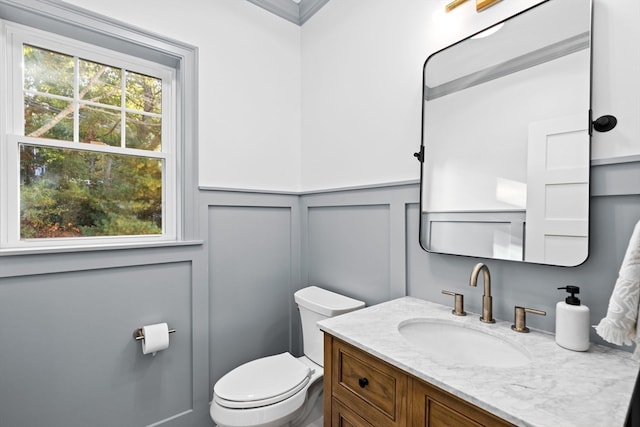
[410,378,515,427]
[424,397,483,427]
[331,398,375,427]
[332,339,407,427]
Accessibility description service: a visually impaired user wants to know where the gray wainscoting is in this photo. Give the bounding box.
[201,191,301,388]
[203,161,640,381]
[297,160,640,351]
[300,185,416,306]
[421,210,526,261]
[0,245,210,427]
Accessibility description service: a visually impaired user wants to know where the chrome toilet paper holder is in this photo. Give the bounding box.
[133,326,176,341]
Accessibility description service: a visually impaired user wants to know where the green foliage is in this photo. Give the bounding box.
[20,180,75,238]
[20,44,164,240]
[81,213,161,236]
[21,147,162,238]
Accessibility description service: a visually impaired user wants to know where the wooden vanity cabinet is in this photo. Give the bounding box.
[324,334,515,427]
[325,334,408,427]
[410,377,515,427]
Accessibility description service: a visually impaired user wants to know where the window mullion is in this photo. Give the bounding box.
[121,68,126,148]
[12,135,168,159]
[73,55,79,143]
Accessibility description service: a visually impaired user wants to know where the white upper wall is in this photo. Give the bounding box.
[300,0,428,191]
[63,0,303,192]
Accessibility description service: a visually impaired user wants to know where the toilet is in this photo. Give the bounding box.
[210,286,365,427]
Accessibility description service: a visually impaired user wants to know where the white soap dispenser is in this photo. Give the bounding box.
[555,286,590,351]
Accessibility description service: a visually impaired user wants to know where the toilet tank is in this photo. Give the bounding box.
[294,286,365,366]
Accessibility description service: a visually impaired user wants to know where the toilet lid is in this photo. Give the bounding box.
[213,352,313,409]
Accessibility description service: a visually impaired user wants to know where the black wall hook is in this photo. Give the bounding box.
[592,115,617,132]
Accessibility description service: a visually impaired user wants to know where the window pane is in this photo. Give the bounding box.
[79,104,121,147]
[20,144,162,239]
[79,59,122,107]
[24,94,73,141]
[126,71,162,114]
[126,113,161,151]
[23,45,74,97]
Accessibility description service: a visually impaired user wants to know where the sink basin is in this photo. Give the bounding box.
[398,318,531,368]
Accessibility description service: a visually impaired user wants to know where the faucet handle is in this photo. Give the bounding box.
[511,306,546,333]
[441,290,467,316]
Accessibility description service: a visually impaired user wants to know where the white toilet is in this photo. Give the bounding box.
[210,286,365,427]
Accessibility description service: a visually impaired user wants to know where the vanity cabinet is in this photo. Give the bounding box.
[410,376,514,427]
[324,334,514,427]
[325,334,408,427]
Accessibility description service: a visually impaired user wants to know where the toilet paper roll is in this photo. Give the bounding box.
[141,323,170,355]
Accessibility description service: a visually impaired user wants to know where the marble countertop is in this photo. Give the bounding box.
[318,297,639,427]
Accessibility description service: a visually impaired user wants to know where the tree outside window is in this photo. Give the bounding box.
[19,44,167,239]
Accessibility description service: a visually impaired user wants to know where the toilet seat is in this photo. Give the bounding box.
[213,352,313,409]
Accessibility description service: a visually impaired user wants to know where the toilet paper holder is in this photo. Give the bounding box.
[133,326,176,341]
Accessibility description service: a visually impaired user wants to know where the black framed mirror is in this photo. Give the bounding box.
[418,0,592,266]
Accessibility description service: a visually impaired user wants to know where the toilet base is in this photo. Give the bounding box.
[211,356,323,427]
[288,378,323,427]
[212,379,322,427]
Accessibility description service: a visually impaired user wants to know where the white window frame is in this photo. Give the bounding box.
[0,21,181,250]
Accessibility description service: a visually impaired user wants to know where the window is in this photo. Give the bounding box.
[1,22,179,249]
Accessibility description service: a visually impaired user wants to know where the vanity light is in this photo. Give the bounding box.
[445,0,470,13]
[476,0,502,11]
[445,0,503,13]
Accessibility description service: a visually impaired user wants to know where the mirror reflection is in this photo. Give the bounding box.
[419,0,592,266]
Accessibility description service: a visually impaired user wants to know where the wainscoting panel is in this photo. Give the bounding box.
[203,191,301,386]
[307,204,391,304]
[0,260,202,427]
[301,184,418,306]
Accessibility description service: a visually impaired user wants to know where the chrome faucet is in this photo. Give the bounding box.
[469,263,495,323]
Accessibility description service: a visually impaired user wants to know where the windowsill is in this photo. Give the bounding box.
[0,239,204,257]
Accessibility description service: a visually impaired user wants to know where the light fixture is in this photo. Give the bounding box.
[476,0,502,11]
[445,0,470,13]
[445,0,503,13]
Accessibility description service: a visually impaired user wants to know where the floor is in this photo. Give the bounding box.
[302,405,323,427]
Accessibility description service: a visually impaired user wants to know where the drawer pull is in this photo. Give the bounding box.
[358,377,369,388]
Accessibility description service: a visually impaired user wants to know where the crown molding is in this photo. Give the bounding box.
[246,0,329,25]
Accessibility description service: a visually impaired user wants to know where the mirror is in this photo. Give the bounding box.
[419,0,592,266]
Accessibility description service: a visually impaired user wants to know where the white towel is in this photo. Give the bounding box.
[595,219,640,361]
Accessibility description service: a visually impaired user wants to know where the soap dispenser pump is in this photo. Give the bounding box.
[555,286,590,351]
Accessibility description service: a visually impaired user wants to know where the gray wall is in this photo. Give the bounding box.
[301,185,415,305]
[201,191,302,385]
[0,245,210,427]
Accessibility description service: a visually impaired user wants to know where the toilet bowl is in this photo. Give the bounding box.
[210,353,323,427]
[210,286,365,427]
